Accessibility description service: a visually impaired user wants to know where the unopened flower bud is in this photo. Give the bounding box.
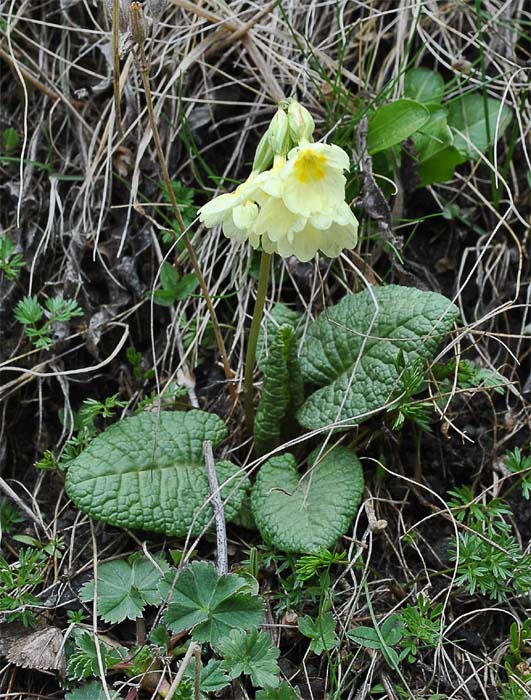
[252,131,274,174]
[267,108,290,156]
[287,100,315,143]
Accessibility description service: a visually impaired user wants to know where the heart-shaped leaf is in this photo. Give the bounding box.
[296,285,459,431]
[251,447,364,553]
[65,410,247,537]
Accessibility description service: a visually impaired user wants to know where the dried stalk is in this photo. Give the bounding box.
[203,440,228,575]
[129,2,237,404]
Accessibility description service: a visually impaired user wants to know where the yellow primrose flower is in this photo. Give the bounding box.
[279,142,350,217]
[198,175,261,244]
[254,194,358,262]
[198,104,358,263]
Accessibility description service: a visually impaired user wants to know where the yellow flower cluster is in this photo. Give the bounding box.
[198,103,358,263]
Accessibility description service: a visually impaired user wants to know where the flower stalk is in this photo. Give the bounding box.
[244,251,272,432]
[198,99,359,434]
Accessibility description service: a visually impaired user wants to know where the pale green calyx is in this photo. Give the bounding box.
[252,131,274,174]
[267,108,290,156]
[287,100,315,143]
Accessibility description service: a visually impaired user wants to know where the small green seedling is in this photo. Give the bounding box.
[150,261,198,306]
[349,615,404,668]
[0,235,25,279]
[298,611,338,655]
[14,294,83,350]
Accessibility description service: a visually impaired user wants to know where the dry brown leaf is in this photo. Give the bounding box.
[0,623,65,675]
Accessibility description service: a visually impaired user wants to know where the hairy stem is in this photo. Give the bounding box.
[244,251,271,433]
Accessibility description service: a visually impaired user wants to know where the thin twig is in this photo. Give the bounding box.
[193,644,201,700]
[90,522,114,700]
[165,641,201,700]
[0,477,46,532]
[112,0,123,137]
[203,439,228,575]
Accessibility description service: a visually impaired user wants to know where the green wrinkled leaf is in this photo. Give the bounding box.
[254,325,304,456]
[162,561,264,647]
[298,612,337,655]
[297,285,459,431]
[65,410,248,537]
[404,68,445,104]
[367,99,430,154]
[218,628,280,689]
[447,93,512,160]
[257,303,304,371]
[251,446,364,554]
[79,553,169,624]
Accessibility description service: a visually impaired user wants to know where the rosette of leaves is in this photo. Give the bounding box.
[251,446,364,553]
[296,285,459,431]
[65,410,247,537]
